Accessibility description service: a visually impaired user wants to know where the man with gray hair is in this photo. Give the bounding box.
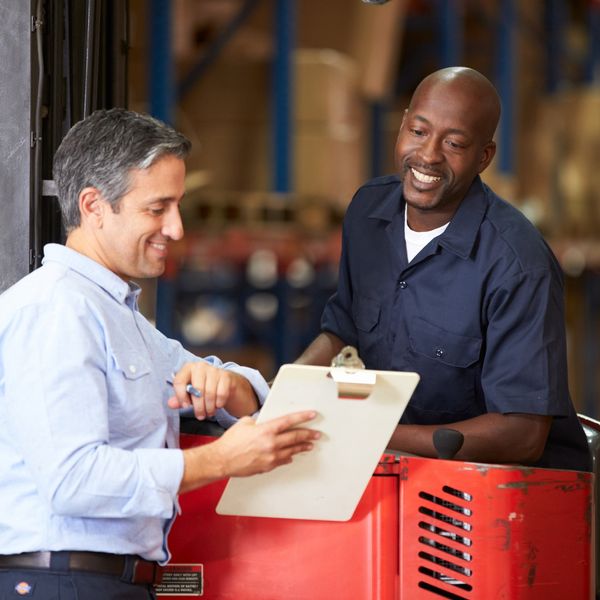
[0,108,319,599]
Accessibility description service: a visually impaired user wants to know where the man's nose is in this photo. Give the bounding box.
[162,206,184,240]
[418,135,443,163]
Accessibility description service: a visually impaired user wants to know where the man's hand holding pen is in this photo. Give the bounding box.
[167,361,260,420]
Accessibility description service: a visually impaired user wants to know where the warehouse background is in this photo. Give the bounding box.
[1,0,599,415]
[125,0,600,417]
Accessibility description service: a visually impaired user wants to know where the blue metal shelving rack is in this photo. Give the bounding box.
[149,0,176,338]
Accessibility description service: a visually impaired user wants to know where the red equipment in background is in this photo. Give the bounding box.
[157,434,594,600]
[398,456,592,599]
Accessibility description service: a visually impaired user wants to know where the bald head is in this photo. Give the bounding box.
[410,67,501,142]
[395,66,501,229]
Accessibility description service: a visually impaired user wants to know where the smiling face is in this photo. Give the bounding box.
[395,68,499,231]
[69,154,187,280]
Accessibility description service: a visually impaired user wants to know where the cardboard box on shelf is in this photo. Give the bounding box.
[178,49,368,208]
[171,0,406,102]
[129,1,390,207]
[497,82,600,241]
[294,124,366,208]
[295,50,362,125]
[295,0,407,100]
[178,49,363,126]
[559,89,600,238]
[181,120,366,210]
[517,98,562,236]
[179,120,269,192]
[522,89,600,239]
[481,167,519,209]
[179,59,271,124]
[173,0,273,65]
[346,0,406,101]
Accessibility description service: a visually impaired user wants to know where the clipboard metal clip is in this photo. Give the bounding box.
[329,346,376,399]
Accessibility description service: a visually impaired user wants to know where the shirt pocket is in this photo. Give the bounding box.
[409,317,481,368]
[352,294,382,365]
[353,293,380,331]
[407,317,482,417]
[107,346,164,437]
[111,348,152,380]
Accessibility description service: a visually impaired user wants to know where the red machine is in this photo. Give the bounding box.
[156,433,594,600]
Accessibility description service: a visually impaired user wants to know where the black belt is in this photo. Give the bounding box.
[0,551,161,585]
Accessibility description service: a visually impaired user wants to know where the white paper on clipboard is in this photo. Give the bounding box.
[216,364,420,522]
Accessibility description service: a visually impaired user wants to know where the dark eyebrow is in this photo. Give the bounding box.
[412,115,431,127]
[411,114,470,139]
[147,195,185,205]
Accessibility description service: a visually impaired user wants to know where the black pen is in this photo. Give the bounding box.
[166,378,202,398]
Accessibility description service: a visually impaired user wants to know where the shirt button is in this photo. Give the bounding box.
[435,348,445,358]
[128,365,137,374]
[398,281,407,289]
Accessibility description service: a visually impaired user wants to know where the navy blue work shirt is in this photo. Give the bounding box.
[322,175,591,472]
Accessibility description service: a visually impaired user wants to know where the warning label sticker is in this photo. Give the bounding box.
[155,563,203,597]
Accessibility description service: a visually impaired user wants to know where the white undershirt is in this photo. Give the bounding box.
[404,209,450,262]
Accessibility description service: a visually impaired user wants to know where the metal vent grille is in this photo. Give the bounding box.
[416,485,474,599]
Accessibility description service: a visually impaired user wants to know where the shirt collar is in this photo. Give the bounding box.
[438,177,489,259]
[367,175,489,260]
[367,176,404,222]
[42,243,142,305]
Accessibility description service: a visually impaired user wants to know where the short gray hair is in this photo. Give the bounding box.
[52,108,191,232]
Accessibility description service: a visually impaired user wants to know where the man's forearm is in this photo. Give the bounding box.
[179,411,320,494]
[388,412,552,464]
[295,332,346,366]
[179,441,228,494]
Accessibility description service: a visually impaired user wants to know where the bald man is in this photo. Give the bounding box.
[296,67,592,472]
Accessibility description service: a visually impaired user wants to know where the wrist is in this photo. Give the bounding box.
[179,442,227,494]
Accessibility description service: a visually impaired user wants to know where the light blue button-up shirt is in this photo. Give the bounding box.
[0,244,269,562]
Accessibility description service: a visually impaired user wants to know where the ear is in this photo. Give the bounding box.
[395,109,409,150]
[477,140,497,174]
[79,187,106,228]
[400,108,408,129]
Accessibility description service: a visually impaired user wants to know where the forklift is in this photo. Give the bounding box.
[157,382,597,600]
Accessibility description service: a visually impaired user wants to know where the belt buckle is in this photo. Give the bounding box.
[132,559,162,585]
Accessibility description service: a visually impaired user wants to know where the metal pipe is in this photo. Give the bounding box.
[31,0,45,269]
[149,0,176,336]
[149,0,174,125]
[496,0,515,175]
[82,0,97,117]
[272,0,294,194]
[586,1,600,84]
[439,0,463,67]
[544,0,565,93]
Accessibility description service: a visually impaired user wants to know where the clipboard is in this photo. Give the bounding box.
[216,363,420,521]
